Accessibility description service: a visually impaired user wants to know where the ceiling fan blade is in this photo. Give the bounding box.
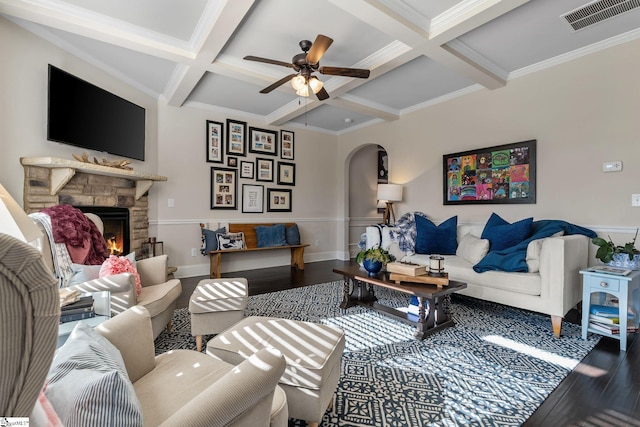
[260,74,298,94]
[244,55,295,69]
[319,66,370,78]
[316,87,330,101]
[306,34,333,65]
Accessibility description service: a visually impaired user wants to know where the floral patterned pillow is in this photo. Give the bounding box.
[100,254,141,296]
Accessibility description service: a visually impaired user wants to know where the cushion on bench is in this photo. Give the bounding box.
[255,224,287,248]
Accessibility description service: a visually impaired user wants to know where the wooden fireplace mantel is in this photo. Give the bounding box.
[20,157,167,200]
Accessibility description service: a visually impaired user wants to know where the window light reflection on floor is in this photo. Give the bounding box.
[483,335,579,370]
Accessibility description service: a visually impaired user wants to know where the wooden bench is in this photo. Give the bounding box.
[202,223,310,278]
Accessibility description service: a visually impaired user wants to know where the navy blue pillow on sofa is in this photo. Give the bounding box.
[415,215,458,255]
[481,213,533,252]
[255,224,287,248]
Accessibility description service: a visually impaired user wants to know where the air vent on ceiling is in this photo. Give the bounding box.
[562,0,640,31]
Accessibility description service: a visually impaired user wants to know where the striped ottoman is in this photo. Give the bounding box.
[206,316,345,427]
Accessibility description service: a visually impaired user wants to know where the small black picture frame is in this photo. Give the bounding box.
[226,119,247,156]
[277,161,295,186]
[249,127,278,156]
[267,188,292,212]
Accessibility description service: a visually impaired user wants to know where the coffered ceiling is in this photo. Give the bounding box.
[1,0,639,134]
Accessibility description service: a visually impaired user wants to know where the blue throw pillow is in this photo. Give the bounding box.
[255,224,287,248]
[201,226,226,254]
[481,213,533,251]
[415,215,458,255]
[285,224,301,245]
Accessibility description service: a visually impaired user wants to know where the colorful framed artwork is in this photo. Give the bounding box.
[206,120,224,163]
[226,119,247,156]
[249,127,278,156]
[256,157,274,182]
[210,167,237,209]
[443,140,536,205]
[240,160,254,179]
[277,161,295,186]
[280,130,294,160]
[267,188,292,212]
[242,184,264,213]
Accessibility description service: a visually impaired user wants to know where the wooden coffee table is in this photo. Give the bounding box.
[333,264,467,339]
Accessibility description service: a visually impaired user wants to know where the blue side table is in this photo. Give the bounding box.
[580,269,640,351]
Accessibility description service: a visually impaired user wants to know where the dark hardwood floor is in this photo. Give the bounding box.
[178,260,640,426]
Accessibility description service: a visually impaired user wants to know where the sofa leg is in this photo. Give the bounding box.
[551,315,562,338]
[166,320,172,333]
[196,335,203,352]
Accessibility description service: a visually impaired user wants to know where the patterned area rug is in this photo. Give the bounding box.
[154,281,599,426]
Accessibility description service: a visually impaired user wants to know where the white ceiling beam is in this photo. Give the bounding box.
[329,95,399,121]
[165,0,255,107]
[0,0,194,62]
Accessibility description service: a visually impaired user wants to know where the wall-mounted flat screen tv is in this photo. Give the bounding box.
[47,64,146,161]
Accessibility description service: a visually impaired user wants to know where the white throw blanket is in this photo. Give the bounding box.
[29,212,74,287]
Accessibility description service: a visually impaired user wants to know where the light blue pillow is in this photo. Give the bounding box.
[45,322,143,427]
[255,224,287,248]
[415,215,458,255]
[201,226,226,254]
[286,224,301,245]
[481,213,533,251]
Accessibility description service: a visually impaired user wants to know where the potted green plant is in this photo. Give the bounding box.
[356,246,395,277]
[592,228,640,268]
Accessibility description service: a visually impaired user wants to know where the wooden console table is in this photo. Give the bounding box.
[333,264,467,339]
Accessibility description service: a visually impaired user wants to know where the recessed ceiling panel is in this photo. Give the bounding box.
[402,0,464,19]
[61,0,207,41]
[222,0,394,70]
[43,25,174,95]
[288,104,376,133]
[350,56,475,110]
[189,73,297,116]
[457,0,640,72]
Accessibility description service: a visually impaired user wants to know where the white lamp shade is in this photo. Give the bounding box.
[0,183,42,242]
[377,184,403,202]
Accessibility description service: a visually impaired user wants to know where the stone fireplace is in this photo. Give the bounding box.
[21,157,166,257]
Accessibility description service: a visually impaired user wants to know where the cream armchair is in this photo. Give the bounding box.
[97,306,286,426]
[31,211,182,338]
[0,233,285,426]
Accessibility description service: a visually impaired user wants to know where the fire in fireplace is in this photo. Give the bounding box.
[76,206,130,255]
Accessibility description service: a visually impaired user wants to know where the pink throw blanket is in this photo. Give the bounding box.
[41,205,109,265]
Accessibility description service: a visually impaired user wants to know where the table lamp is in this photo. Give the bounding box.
[377,184,403,225]
[0,183,43,242]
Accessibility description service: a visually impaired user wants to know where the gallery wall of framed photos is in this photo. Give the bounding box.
[207,118,297,213]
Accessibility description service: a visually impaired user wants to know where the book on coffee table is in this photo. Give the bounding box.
[386,262,426,276]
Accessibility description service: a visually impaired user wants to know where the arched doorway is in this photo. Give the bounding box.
[346,144,388,257]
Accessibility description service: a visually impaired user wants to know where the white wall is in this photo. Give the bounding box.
[338,37,640,255]
[0,16,159,216]
[155,100,339,277]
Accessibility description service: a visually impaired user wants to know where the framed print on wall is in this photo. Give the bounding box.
[256,158,274,182]
[227,156,238,168]
[206,120,224,163]
[226,119,247,156]
[280,130,294,160]
[277,161,295,186]
[249,127,278,156]
[443,139,536,205]
[267,188,292,212]
[210,167,237,209]
[240,161,254,179]
[242,184,264,213]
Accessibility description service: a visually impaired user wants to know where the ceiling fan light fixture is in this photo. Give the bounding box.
[291,75,306,91]
[295,85,310,97]
[308,76,323,94]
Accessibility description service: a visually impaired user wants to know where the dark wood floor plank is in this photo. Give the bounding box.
[175,259,640,424]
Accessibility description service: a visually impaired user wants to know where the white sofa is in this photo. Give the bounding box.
[366,222,592,337]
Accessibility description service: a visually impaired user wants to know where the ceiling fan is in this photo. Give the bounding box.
[244,34,370,101]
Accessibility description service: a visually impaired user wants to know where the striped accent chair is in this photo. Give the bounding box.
[0,233,59,417]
